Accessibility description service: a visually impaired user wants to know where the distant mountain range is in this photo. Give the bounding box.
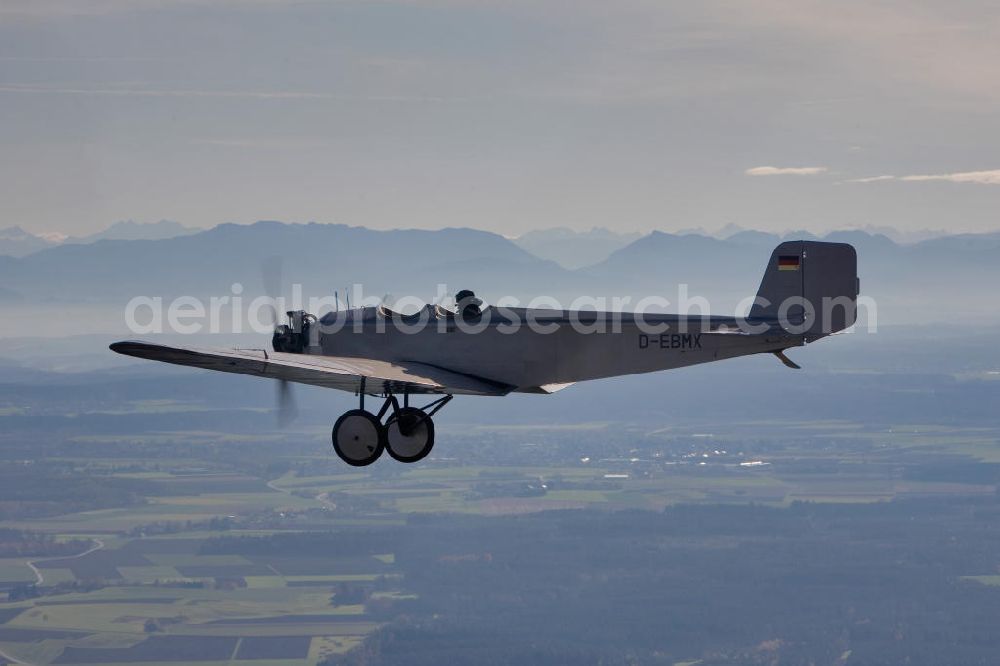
[70,219,198,244]
[0,226,60,257]
[512,227,643,269]
[1,220,998,325]
[0,220,197,258]
[0,221,562,304]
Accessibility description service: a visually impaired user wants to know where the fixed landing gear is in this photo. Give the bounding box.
[386,407,435,463]
[331,393,450,466]
[331,409,385,467]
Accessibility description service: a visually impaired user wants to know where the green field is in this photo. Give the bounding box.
[2,418,999,663]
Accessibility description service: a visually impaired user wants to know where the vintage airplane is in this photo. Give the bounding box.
[111,240,858,466]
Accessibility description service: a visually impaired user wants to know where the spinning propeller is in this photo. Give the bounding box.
[261,257,297,426]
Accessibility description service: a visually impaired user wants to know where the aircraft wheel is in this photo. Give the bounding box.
[385,407,435,463]
[332,409,385,467]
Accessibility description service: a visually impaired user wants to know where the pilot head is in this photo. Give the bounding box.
[455,289,483,319]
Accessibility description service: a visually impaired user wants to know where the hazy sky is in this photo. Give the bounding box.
[2,0,999,237]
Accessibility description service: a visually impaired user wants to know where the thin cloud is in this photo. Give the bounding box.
[847,170,1000,185]
[192,137,319,149]
[0,56,171,62]
[0,84,458,103]
[900,169,1000,185]
[0,0,295,20]
[745,166,827,176]
[846,175,896,183]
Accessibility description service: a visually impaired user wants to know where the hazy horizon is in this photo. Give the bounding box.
[5,217,998,246]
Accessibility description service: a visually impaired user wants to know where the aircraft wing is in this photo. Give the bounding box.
[109,341,511,397]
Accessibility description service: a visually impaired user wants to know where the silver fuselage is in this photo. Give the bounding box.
[312,306,802,393]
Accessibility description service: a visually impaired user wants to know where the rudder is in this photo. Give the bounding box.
[748,241,858,341]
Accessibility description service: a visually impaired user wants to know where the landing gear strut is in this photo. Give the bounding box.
[330,391,451,466]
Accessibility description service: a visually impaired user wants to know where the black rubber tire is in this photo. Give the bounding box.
[385,407,435,463]
[332,409,385,467]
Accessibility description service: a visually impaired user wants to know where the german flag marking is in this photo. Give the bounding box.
[778,255,800,271]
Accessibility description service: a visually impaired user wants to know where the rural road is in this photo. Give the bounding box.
[0,539,106,666]
[0,645,32,665]
[26,537,105,586]
[266,477,337,511]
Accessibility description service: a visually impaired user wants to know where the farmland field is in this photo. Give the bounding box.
[3,355,1000,664]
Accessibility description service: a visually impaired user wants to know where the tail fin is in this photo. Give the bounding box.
[748,241,858,341]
